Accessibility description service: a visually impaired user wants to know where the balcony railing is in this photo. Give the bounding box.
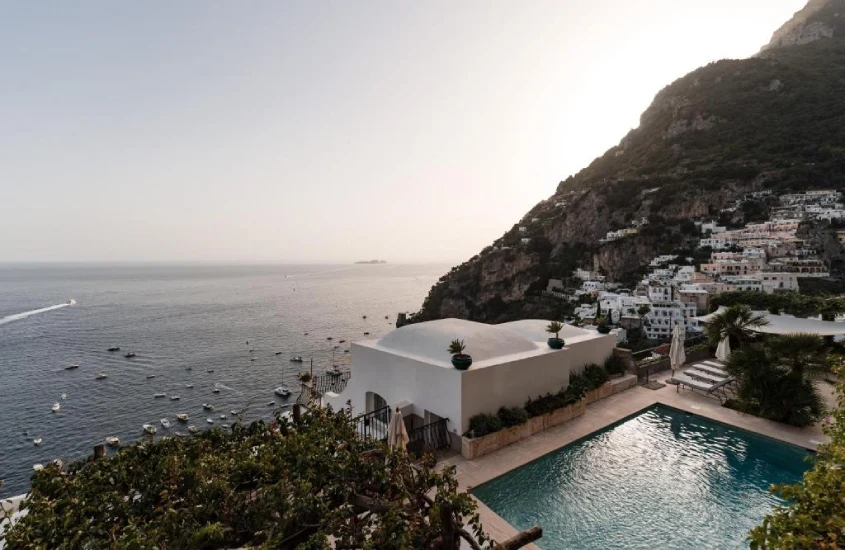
[406,418,450,457]
[352,405,392,442]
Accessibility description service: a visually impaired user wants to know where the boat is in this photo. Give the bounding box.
[106,437,120,447]
[221,424,230,429]
[266,401,275,407]
[95,373,108,380]
[107,346,120,352]
[33,438,42,446]
[185,366,192,371]
[146,374,155,379]
[362,315,367,319]
[61,393,67,400]
[385,316,388,319]
[185,384,193,388]
[171,395,180,401]
[339,339,346,343]
[176,413,189,422]
[274,351,282,356]
[327,367,341,376]
[202,403,214,410]
[363,332,370,336]
[124,352,136,358]
[249,348,254,352]
[51,403,60,412]
[274,386,291,397]
[174,431,186,437]
[304,332,309,335]
[290,356,303,362]
[212,388,221,394]
[154,393,166,398]
[142,424,157,435]
[326,337,333,341]
[65,364,79,370]
[206,418,214,424]
[231,409,240,416]
[219,414,227,420]
[207,369,214,373]
[250,357,257,362]
[188,425,199,434]
[160,418,171,429]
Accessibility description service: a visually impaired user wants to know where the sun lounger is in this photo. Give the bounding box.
[691,364,728,378]
[701,360,727,370]
[674,371,734,402]
[685,368,728,383]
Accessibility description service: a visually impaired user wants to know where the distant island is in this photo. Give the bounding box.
[354,260,387,264]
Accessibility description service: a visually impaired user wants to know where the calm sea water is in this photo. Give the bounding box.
[0,263,446,497]
[473,406,812,550]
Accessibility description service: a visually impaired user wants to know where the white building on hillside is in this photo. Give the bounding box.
[325,319,616,447]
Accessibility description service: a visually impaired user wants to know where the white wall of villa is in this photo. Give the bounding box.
[325,319,616,437]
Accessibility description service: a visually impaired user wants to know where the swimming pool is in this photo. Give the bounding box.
[472,406,812,549]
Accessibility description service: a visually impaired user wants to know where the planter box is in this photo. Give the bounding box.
[461,400,586,460]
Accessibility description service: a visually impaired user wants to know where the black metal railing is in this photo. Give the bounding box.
[406,418,450,457]
[313,371,351,395]
[352,405,392,441]
[632,334,706,362]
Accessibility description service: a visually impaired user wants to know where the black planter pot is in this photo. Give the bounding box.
[451,354,473,370]
[547,337,565,349]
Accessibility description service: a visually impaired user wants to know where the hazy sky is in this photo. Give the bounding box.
[1,1,806,264]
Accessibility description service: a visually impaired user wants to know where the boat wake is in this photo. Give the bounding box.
[0,299,76,326]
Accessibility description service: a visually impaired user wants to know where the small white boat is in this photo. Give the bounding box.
[33,463,44,471]
[327,367,341,376]
[274,386,291,397]
[185,384,194,388]
[202,403,214,410]
[142,424,157,435]
[106,436,120,447]
[171,395,180,401]
[154,393,166,398]
[33,438,42,446]
[51,403,60,412]
[266,401,275,407]
[206,418,214,424]
[96,373,108,380]
[60,393,67,400]
[146,374,155,379]
[219,414,227,420]
[212,388,221,394]
[160,418,171,429]
[221,424,230,429]
[188,425,199,434]
[176,413,189,422]
[290,356,303,362]
[250,357,257,362]
[231,409,240,415]
[125,352,136,358]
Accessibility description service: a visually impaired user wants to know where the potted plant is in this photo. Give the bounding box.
[545,321,565,349]
[448,338,472,370]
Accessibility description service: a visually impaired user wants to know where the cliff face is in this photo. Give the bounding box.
[416,0,845,323]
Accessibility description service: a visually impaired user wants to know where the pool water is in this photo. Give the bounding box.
[472,406,812,550]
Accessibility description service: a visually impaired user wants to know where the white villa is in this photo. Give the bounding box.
[325,318,616,449]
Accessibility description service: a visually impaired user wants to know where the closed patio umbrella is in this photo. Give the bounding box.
[387,407,409,452]
[669,322,686,379]
[716,335,731,362]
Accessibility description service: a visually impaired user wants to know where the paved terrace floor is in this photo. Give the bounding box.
[444,366,836,549]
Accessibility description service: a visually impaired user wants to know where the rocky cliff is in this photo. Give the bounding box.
[416,0,845,323]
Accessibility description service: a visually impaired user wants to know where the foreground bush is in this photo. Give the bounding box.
[468,413,503,438]
[2,406,491,549]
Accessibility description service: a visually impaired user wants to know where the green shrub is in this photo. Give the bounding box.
[583,363,609,390]
[564,371,588,401]
[467,413,503,437]
[603,354,627,376]
[524,393,565,417]
[497,406,528,428]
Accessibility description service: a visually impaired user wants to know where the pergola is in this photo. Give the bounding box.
[696,306,845,336]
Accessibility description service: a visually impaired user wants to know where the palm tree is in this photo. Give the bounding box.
[765,333,828,380]
[705,305,768,349]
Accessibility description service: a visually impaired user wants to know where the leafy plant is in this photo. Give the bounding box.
[583,363,609,390]
[448,338,467,357]
[497,406,528,428]
[545,321,564,339]
[564,371,589,401]
[603,354,627,376]
[467,413,503,438]
[2,406,494,549]
[705,304,768,349]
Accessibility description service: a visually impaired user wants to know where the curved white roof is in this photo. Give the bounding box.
[498,319,593,342]
[376,318,539,363]
[697,307,845,336]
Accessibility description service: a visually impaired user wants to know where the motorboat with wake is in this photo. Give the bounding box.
[124,352,136,358]
[95,373,108,380]
[274,386,291,397]
[160,418,171,429]
[176,413,189,422]
[154,393,166,398]
[202,403,214,410]
[106,437,120,447]
[327,366,341,376]
[51,403,60,412]
[185,384,193,388]
[65,364,79,370]
[142,424,157,435]
[171,395,180,401]
[107,346,120,352]
[212,388,221,394]
[33,438,42,446]
[146,374,155,379]
[290,356,303,363]
[206,418,214,424]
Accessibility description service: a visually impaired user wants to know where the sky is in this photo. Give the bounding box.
[0,0,807,264]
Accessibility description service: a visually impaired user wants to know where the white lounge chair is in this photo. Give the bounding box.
[690,364,729,378]
[674,371,734,402]
[685,367,728,382]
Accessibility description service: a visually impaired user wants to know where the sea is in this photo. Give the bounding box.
[0,263,447,497]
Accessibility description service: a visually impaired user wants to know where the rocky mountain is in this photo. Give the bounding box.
[415,0,845,323]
